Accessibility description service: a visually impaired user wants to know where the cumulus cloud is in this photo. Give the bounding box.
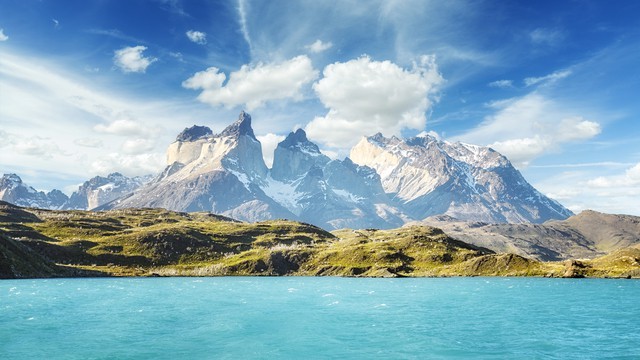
[256,133,286,168]
[488,79,513,88]
[306,40,332,53]
[113,46,157,73]
[458,93,601,167]
[524,69,571,87]
[94,119,149,136]
[186,30,207,44]
[0,29,8,41]
[182,55,318,110]
[305,55,443,149]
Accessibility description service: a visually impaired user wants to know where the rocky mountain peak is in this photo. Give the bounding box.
[271,129,329,181]
[176,125,213,142]
[279,128,321,154]
[1,173,23,187]
[219,111,256,139]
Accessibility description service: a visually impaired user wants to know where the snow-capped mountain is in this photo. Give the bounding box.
[65,172,151,210]
[4,111,573,229]
[106,111,571,229]
[0,174,68,209]
[350,133,573,223]
[108,112,409,229]
[266,129,409,229]
[109,111,295,222]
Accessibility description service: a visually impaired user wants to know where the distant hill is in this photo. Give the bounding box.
[420,210,640,261]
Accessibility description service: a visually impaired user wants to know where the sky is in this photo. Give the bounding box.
[1,0,639,216]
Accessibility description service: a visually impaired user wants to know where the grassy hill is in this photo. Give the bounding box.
[1,201,638,278]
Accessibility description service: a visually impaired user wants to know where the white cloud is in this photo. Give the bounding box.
[94,119,149,137]
[90,153,164,177]
[306,40,332,53]
[74,138,103,148]
[530,28,564,46]
[52,19,59,28]
[186,30,207,44]
[113,46,157,73]
[305,55,443,149]
[0,50,200,189]
[0,28,8,41]
[237,0,252,51]
[256,133,286,168]
[588,163,640,188]
[182,55,318,110]
[524,69,571,87]
[534,164,640,216]
[13,138,68,159]
[170,52,185,62]
[488,79,513,88]
[416,130,441,140]
[121,138,156,155]
[458,93,601,167]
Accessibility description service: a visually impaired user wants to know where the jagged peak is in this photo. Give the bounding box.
[219,111,256,139]
[1,173,23,183]
[278,128,321,154]
[176,125,213,142]
[369,132,387,142]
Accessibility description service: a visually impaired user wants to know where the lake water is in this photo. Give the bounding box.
[1,277,638,359]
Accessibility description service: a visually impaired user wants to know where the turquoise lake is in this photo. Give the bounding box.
[1,277,638,359]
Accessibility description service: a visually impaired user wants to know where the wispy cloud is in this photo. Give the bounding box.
[488,79,513,88]
[531,162,634,169]
[524,69,571,87]
[529,28,564,46]
[306,55,444,149]
[306,40,332,53]
[0,50,206,180]
[74,138,104,148]
[94,119,151,137]
[0,28,8,41]
[113,46,157,73]
[87,28,143,43]
[183,55,318,110]
[237,0,252,52]
[154,0,189,17]
[186,30,207,44]
[457,92,601,167]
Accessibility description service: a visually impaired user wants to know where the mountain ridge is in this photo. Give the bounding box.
[2,111,574,230]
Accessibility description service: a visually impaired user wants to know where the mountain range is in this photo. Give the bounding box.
[1,111,572,230]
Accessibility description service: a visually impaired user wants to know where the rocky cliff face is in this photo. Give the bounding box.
[265,131,409,229]
[350,133,572,223]
[111,111,292,222]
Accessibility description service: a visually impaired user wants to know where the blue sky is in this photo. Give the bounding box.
[1,0,639,215]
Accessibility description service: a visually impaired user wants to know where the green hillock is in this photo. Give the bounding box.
[0,201,638,278]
